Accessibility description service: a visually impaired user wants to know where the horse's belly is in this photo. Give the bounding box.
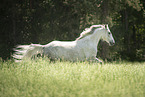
[54,48,85,61]
[44,45,85,61]
[64,50,86,61]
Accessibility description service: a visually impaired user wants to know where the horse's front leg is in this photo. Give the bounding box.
[87,56,103,64]
[95,57,103,63]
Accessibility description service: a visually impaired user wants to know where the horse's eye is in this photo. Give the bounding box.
[108,32,111,35]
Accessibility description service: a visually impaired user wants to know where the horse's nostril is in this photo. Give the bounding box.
[110,41,115,46]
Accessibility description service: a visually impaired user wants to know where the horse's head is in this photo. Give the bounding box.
[101,24,115,46]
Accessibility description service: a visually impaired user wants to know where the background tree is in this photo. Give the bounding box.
[0,0,144,61]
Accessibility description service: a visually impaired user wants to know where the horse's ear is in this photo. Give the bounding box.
[102,24,106,29]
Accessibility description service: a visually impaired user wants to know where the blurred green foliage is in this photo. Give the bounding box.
[0,0,144,61]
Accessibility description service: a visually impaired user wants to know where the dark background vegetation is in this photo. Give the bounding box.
[0,0,145,61]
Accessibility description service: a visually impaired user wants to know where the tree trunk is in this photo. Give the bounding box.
[99,0,110,60]
[132,25,137,59]
[124,8,131,55]
[12,4,16,45]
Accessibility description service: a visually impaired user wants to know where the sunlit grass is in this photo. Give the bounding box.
[0,59,145,97]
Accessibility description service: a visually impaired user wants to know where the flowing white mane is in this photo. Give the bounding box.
[76,25,105,40]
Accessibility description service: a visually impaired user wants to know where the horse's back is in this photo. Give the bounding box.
[47,40,77,47]
[43,40,82,61]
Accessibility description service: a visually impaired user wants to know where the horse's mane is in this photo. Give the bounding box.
[76,25,104,40]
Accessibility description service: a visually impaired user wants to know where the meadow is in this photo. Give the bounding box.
[0,59,145,97]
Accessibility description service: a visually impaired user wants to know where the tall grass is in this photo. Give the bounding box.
[0,59,145,97]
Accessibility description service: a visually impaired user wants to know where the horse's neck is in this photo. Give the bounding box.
[77,31,102,49]
[88,31,102,47]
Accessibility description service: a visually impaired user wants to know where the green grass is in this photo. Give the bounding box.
[0,59,145,97]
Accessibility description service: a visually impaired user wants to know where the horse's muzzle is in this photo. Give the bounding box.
[109,41,115,46]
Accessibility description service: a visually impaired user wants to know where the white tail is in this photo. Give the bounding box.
[12,44,43,62]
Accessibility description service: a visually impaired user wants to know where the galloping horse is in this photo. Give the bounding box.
[13,24,115,62]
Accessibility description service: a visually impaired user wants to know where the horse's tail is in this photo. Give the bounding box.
[12,44,43,62]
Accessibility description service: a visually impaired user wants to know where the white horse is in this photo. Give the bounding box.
[12,24,115,62]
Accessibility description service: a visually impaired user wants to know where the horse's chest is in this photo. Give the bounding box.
[83,46,97,57]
